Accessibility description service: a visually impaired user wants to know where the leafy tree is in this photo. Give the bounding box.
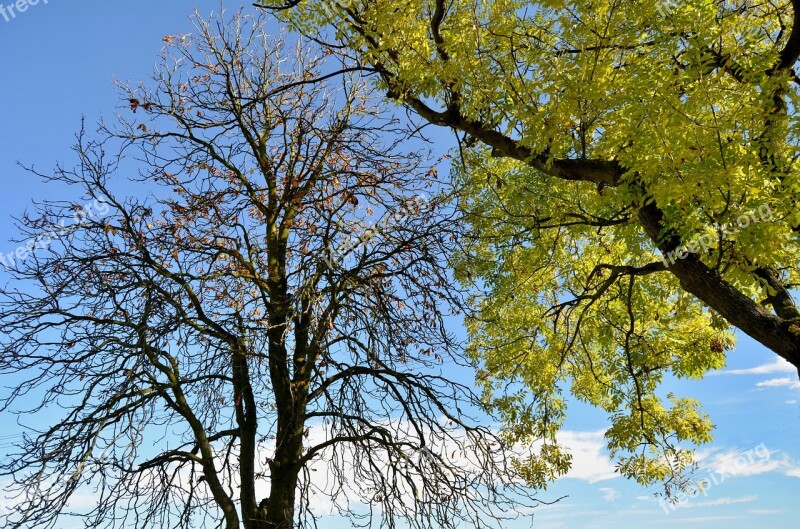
[0,11,535,529]
[264,0,800,492]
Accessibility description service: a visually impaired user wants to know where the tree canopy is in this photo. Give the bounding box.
[0,11,535,529]
[264,0,800,492]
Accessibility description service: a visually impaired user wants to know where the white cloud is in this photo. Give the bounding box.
[517,429,618,485]
[678,495,756,508]
[556,430,618,484]
[756,377,800,390]
[0,477,113,529]
[713,357,800,391]
[715,358,797,376]
[707,452,779,477]
[784,466,800,478]
[0,481,11,517]
[598,487,620,502]
[697,445,800,479]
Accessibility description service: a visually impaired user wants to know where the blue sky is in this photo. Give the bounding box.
[0,2,799,529]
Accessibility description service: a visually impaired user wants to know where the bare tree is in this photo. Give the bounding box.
[0,9,537,529]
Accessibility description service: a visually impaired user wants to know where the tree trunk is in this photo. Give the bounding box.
[263,418,304,529]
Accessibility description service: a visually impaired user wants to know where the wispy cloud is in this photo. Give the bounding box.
[784,466,800,478]
[756,377,800,390]
[598,487,620,502]
[679,495,757,508]
[714,357,797,376]
[699,447,800,479]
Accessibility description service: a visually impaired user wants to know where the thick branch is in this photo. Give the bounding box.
[394,93,623,186]
[777,0,800,71]
[638,201,800,369]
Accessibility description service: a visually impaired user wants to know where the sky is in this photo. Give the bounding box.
[0,2,799,529]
